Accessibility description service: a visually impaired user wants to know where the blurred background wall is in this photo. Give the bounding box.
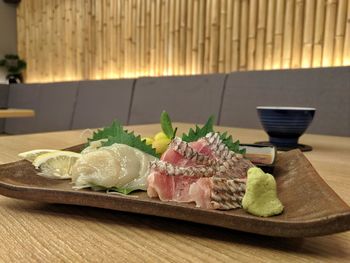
[0,1,17,83]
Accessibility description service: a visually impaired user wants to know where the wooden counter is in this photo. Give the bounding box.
[0,108,35,118]
[0,123,349,262]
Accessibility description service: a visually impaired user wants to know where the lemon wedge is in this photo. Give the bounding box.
[33,151,81,179]
[18,149,57,162]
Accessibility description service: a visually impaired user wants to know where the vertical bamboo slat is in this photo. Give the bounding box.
[16,0,350,83]
[168,0,175,75]
[333,0,347,66]
[239,0,248,70]
[282,0,294,69]
[131,0,137,76]
[150,0,156,75]
[247,0,257,70]
[255,0,267,70]
[231,0,240,71]
[264,0,275,69]
[102,0,108,78]
[197,0,205,73]
[145,0,151,76]
[162,0,169,75]
[191,0,199,74]
[322,0,337,67]
[344,0,350,65]
[301,0,315,68]
[218,0,226,73]
[160,0,166,74]
[179,0,186,74]
[173,0,180,75]
[291,0,304,69]
[272,0,285,69]
[155,0,161,75]
[209,0,220,73]
[224,0,233,72]
[185,0,193,74]
[203,0,211,73]
[313,0,326,67]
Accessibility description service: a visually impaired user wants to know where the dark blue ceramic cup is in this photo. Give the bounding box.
[257,106,316,147]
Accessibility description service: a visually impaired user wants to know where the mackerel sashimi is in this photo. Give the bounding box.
[147,132,254,210]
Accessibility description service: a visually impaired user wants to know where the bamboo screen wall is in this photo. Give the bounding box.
[17,0,350,83]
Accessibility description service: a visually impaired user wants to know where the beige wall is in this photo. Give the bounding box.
[0,1,17,83]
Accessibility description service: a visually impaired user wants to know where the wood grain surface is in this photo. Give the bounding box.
[0,123,349,262]
[0,109,35,118]
[16,0,350,83]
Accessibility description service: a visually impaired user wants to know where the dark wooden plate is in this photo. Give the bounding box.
[0,147,349,238]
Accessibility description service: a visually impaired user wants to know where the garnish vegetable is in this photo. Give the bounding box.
[144,111,176,155]
[87,121,159,158]
[160,111,177,139]
[181,115,245,154]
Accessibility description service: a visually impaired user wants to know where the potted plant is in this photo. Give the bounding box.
[0,54,27,84]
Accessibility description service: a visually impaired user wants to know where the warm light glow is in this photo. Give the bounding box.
[18,0,350,83]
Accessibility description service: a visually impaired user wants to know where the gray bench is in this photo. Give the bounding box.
[129,74,226,125]
[71,79,135,129]
[0,84,9,132]
[5,82,78,134]
[220,67,350,136]
[2,67,349,136]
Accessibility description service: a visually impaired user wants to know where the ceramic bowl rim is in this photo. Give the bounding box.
[257,106,316,111]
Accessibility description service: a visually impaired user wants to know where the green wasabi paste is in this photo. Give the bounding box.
[242,167,284,217]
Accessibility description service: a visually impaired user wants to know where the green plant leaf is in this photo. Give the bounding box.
[181,115,244,154]
[220,133,246,154]
[182,116,214,142]
[17,60,27,69]
[0,54,26,76]
[87,121,160,158]
[160,111,175,138]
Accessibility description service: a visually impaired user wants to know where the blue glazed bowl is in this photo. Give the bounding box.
[257,106,316,147]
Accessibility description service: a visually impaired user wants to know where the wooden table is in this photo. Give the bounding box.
[0,123,349,262]
[0,108,35,118]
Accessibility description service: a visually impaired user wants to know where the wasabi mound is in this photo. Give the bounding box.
[242,167,284,217]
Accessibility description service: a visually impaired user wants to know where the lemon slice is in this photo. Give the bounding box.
[18,149,57,162]
[33,151,81,179]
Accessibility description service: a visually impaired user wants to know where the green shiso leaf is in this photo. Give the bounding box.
[220,133,246,155]
[86,121,160,158]
[181,115,245,154]
[182,116,215,142]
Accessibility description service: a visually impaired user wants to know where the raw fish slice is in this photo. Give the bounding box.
[72,144,157,190]
[147,171,200,202]
[147,133,253,209]
[189,177,246,210]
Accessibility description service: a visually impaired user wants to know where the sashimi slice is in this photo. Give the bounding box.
[147,171,200,202]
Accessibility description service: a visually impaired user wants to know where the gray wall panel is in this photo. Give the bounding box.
[220,67,350,136]
[71,79,134,129]
[0,1,17,83]
[129,74,226,125]
[0,84,9,108]
[0,84,9,132]
[5,82,78,134]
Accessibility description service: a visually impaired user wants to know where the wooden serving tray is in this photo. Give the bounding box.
[0,147,349,238]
